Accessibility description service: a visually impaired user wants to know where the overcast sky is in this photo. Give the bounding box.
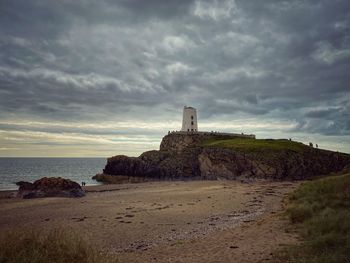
[0,0,349,157]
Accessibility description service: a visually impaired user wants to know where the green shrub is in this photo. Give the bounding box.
[0,228,118,263]
[288,204,313,223]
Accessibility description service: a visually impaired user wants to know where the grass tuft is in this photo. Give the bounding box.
[275,172,350,262]
[0,228,118,263]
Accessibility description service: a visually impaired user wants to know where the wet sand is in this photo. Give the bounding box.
[0,180,300,262]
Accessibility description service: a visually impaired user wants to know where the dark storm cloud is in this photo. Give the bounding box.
[0,0,350,137]
[118,0,194,20]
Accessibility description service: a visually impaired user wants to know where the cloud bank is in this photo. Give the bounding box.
[0,0,349,156]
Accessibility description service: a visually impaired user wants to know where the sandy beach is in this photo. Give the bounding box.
[0,180,300,262]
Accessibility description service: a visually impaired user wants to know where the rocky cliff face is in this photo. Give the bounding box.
[101,133,350,181]
[197,147,349,180]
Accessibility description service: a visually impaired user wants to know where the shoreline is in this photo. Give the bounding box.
[0,177,285,198]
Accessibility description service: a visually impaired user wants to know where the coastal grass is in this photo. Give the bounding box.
[275,172,350,263]
[202,138,306,152]
[0,228,118,263]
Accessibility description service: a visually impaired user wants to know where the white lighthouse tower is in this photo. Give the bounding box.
[181,106,198,132]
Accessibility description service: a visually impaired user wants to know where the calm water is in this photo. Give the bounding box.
[0,158,107,190]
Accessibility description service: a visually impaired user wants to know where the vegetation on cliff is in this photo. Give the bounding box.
[276,171,350,262]
[202,138,306,152]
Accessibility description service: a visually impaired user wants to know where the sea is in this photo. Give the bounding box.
[0,158,107,190]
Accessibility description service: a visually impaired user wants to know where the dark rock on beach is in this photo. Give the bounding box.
[17,177,85,199]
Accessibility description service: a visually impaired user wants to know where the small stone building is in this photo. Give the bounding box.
[181,106,198,132]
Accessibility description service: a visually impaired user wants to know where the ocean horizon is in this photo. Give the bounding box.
[0,157,107,190]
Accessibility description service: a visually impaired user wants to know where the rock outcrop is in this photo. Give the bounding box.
[99,133,350,182]
[17,177,85,198]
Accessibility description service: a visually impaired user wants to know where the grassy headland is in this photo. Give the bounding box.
[276,171,350,262]
[202,138,307,152]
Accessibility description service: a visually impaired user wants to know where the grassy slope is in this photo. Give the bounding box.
[276,172,350,263]
[0,228,118,263]
[202,138,307,153]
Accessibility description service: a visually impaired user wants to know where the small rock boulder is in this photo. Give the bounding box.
[17,177,85,199]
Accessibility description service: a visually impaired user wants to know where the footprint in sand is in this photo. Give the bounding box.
[119,220,132,224]
[229,246,239,249]
[72,216,88,222]
[125,214,135,218]
[156,205,170,210]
